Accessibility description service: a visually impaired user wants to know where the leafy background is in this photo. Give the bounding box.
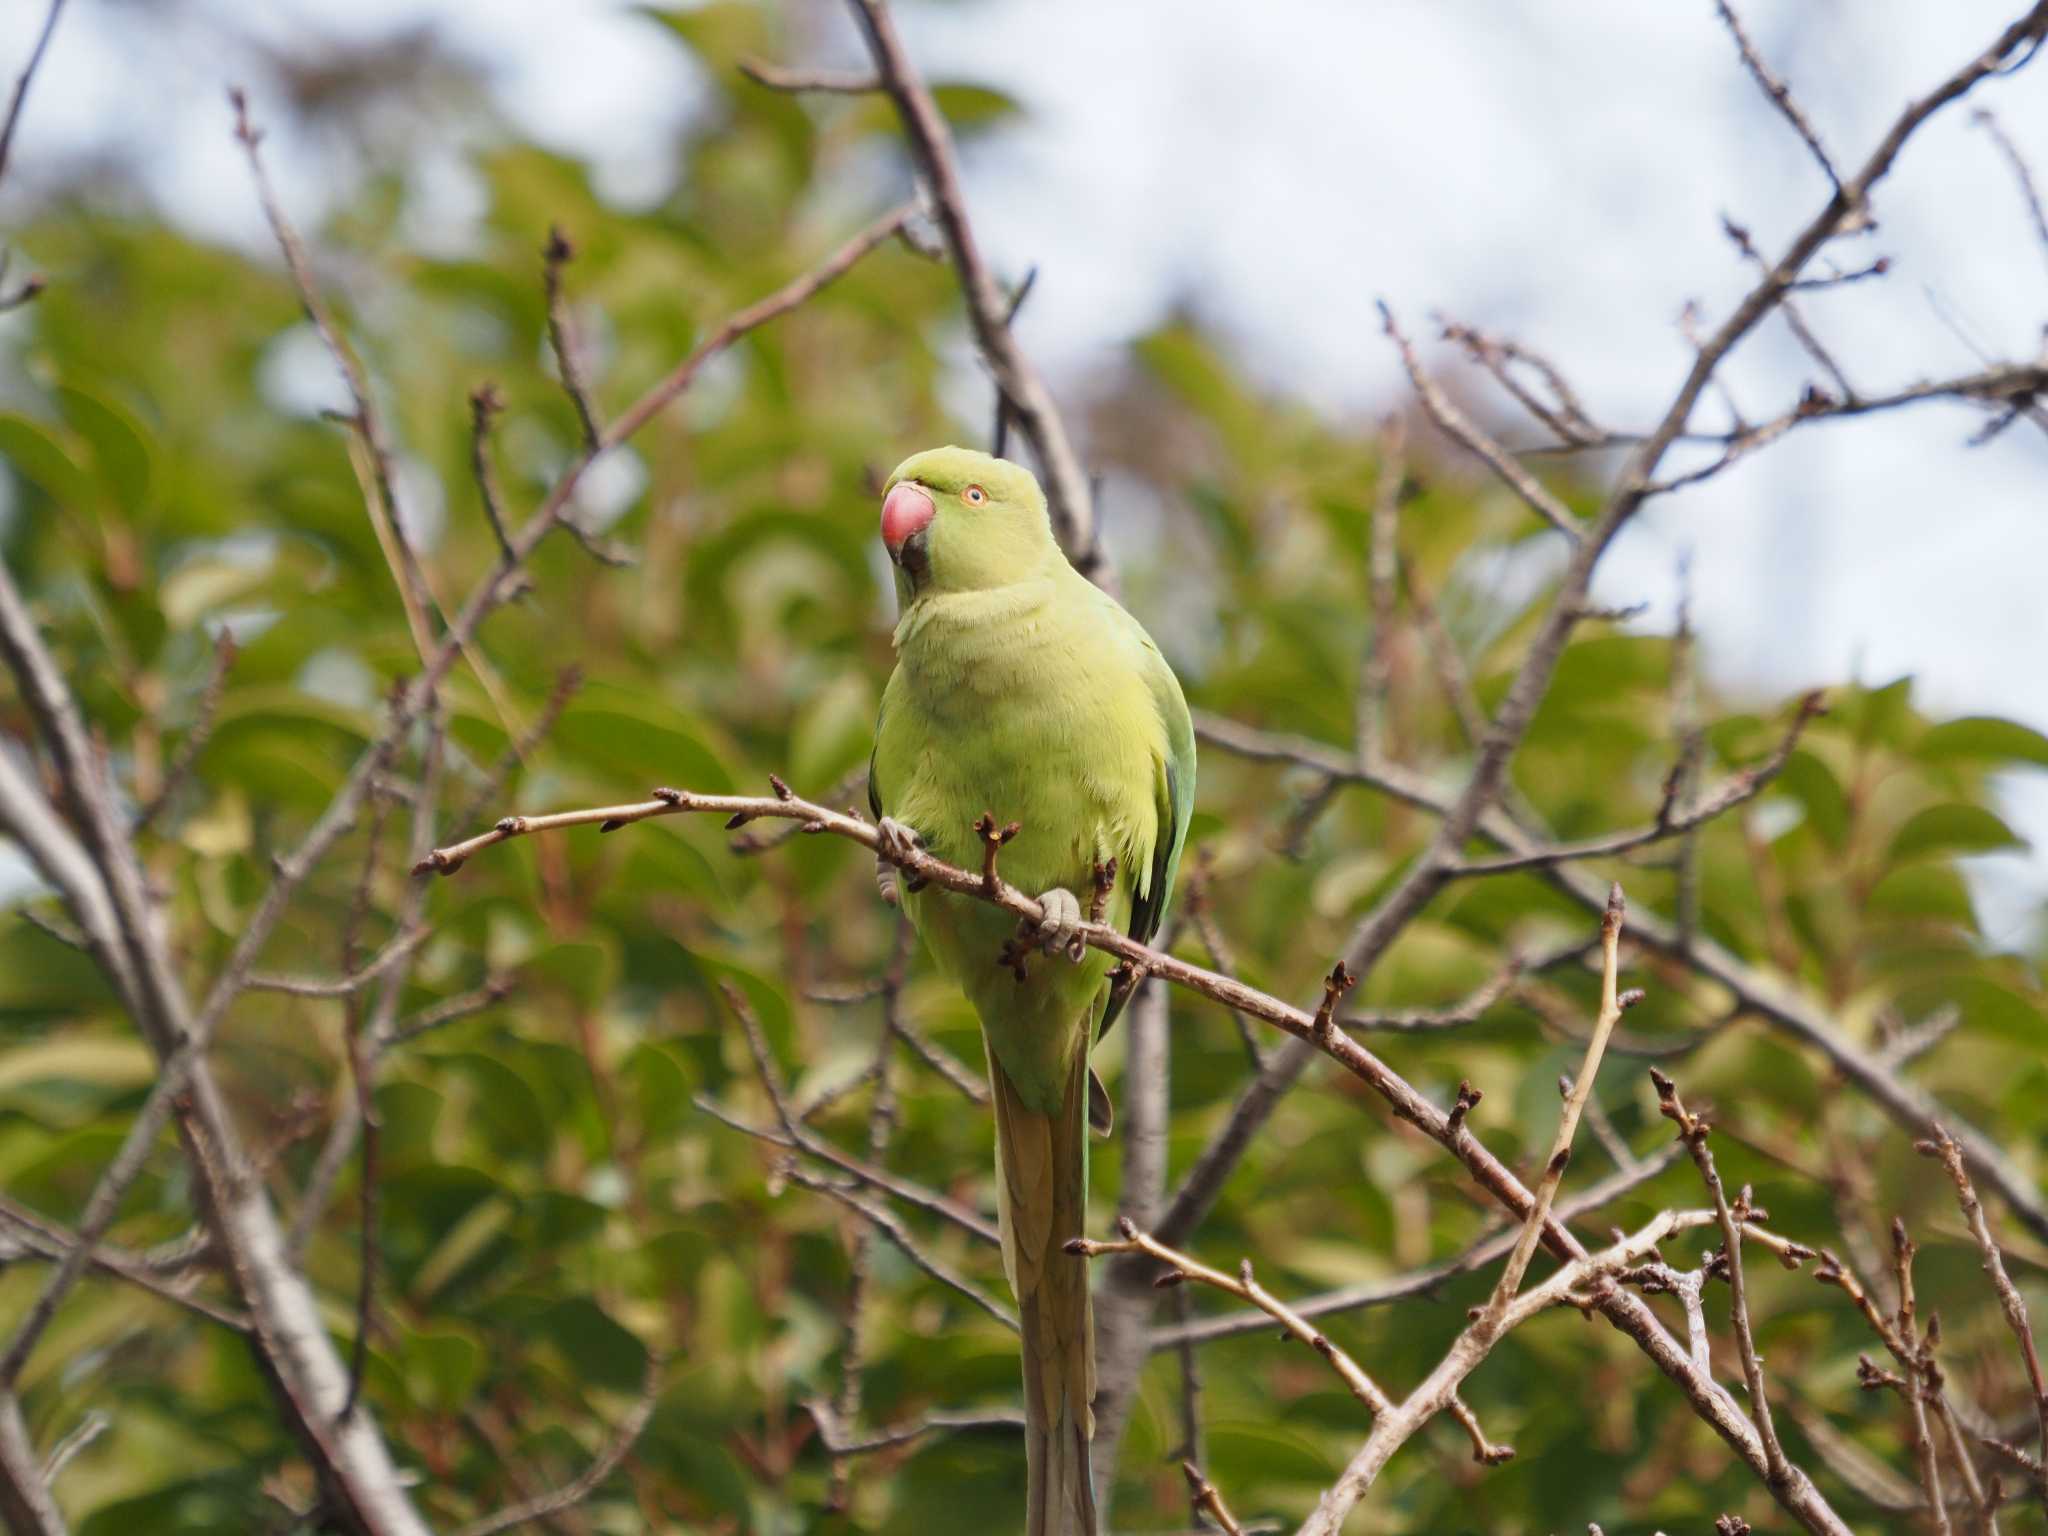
[3,6,2046,1533]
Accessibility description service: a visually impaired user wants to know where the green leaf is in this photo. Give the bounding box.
[405,1324,486,1412]
[536,1296,648,1393]
[1777,749,1850,850]
[1888,804,2024,864]
[56,385,153,516]
[1918,715,2048,769]
[0,412,96,510]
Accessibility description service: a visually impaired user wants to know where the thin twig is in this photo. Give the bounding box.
[785,1163,1017,1331]
[1447,692,1823,877]
[1475,884,1630,1328]
[1974,108,2048,277]
[245,925,430,999]
[0,1392,65,1536]
[1356,415,1406,766]
[1654,1069,1794,1490]
[0,1196,249,1335]
[1181,1460,1245,1536]
[1148,1142,1683,1349]
[467,384,517,562]
[801,1399,1024,1456]
[0,0,66,191]
[1920,1125,2048,1516]
[132,628,236,832]
[230,88,442,669]
[844,0,1102,576]
[1381,303,1583,543]
[542,226,603,454]
[1071,1220,1397,1418]
[1712,0,1842,190]
[738,58,882,94]
[451,1354,662,1536]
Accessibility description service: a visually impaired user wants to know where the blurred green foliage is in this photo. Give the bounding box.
[2,8,2045,1535]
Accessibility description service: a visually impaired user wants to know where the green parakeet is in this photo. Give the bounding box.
[868,447,1195,1535]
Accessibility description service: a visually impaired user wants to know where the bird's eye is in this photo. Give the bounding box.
[963,484,987,506]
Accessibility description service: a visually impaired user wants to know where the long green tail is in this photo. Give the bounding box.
[989,1043,1097,1536]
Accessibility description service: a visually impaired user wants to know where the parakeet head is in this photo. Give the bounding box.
[879,446,1057,595]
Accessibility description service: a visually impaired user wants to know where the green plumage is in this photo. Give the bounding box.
[868,447,1194,1535]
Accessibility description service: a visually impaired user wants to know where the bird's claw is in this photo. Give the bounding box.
[875,817,926,905]
[1029,887,1085,960]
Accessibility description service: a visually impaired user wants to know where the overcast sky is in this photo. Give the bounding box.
[7,0,2048,941]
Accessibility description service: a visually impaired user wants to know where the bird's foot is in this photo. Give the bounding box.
[1027,887,1086,961]
[875,817,927,905]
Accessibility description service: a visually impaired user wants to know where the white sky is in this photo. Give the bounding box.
[5,0,2047,940]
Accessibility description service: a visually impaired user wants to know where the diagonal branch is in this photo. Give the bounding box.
[1380,303,1584,543]
[417,779,1853,1533]
[0,1393,65,1536]
[1712,0,1842,191]
[451,1354,662,1536]
[842,0,1102,576]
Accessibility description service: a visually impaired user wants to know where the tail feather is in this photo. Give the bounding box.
[990,1045,1098,1536]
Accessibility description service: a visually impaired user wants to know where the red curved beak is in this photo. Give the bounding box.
[881,481,936,560]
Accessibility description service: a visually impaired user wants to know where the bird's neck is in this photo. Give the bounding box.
[893,576,1063,700]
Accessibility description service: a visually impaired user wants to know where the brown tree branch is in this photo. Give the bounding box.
[419,780,1852,1532]
[1443,690,1824,877]
[841,0,1102,577]
[1920,1125,2048,1515]
[0,1194,250,1336]
[1974,108,2048,275]
[1148,1142,1683,1350]
[245,925,430,999]
[1380,303,1584,543]
[131,628,236,833]
[1712,0,1843,191]
[0,0,65,192]
[1654,1069,1794,1489]
[450,1354,661,1536]
[738,58,881,94]
[0,1393,65,1536]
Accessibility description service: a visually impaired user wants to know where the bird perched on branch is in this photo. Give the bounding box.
[868,446,1194,1535]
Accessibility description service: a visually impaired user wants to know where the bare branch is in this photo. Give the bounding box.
[37,1410,104,1487]
[802,1399,1024,1456]
[1337,956,1521,1035]
[0,1195,250,1336]
[1381,302,1584,543]
[738,58,881,94]
[245,925,430,999]
[0,0,66,192]
[1440,320,1605,447]
[1974,108,2048,276]
[784,1162,1018,1332]
[1181,1459,1246,1536]
[1444,690,1825,877]
[1653,1069,1794,1489]
[466,384,517,563]
[843,0,1102,576]
[1920,1125,2048,1515]
[229,88,442,668]
[1148,1142,1683,1350]
[132,628,236,833]
[384,977,514,1048]
[1357,415,1406,765]
[450,1353,661,1536]
[0,1393,65,1536]
[1071,1220,1396,1419]
[542,225,603,453]
[1712,0,1842,190]
[1300,1207,1741,1533]
[1473,885,1630,1331]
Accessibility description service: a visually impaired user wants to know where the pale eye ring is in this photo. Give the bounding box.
[963,484,987,506]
